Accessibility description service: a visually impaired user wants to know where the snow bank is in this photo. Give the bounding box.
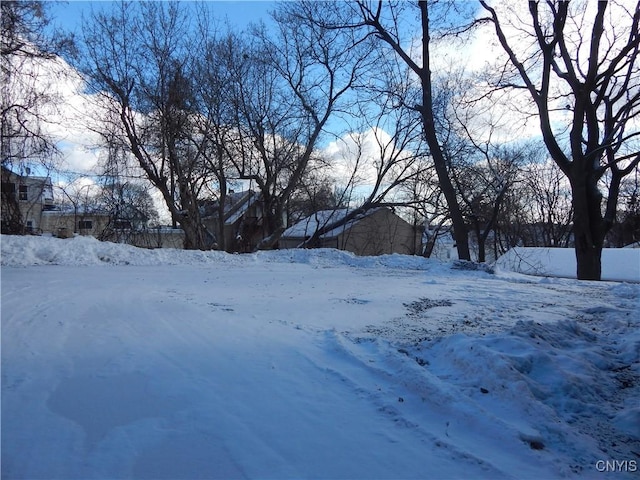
[0,234,442,271]
[1,234,229,267]
[496,247,640,282]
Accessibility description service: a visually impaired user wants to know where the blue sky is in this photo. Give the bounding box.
[48,1,277,33]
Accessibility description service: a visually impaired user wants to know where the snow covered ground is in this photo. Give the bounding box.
[2,235,639,479]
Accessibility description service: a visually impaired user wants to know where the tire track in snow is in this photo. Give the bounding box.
[303,330,559,479]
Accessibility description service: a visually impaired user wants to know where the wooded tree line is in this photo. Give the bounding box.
[2,0,639,280]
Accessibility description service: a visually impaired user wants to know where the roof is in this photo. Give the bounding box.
[225,191,259,225]
[202,190,259,225]
[283,208,382,239]
[42,207,110,216]
[2,166,52,184]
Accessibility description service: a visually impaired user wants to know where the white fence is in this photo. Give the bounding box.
[496,247,640,282]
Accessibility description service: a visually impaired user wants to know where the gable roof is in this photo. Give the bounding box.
[283,208,382,239]
[202,190,260,225]
[223,191,258,225]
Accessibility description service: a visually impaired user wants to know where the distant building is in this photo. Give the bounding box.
[39,208,185,249]
[202,190,266,252]
[40,208,111,239]
[280,207,422,256]
[1,167,55,234]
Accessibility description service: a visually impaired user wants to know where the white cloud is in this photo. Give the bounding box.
[322,128,405,186]
[53,175,100,202]
[320,126,421,207]
[26,55,106,174]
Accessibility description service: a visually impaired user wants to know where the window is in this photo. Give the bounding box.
[19,185,28,201]
[1,182,16,195]
[114,219,132,230]
[78,220,93,230]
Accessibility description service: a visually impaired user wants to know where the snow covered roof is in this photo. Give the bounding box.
[42,206,110,216]
[225,191,259,225]
[283,208,382,239]
[202,190,259,225]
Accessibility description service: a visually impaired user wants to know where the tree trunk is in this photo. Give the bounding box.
[255,193,285,250]
[477,233,486,263]
[419,2,470,261]
[574,238,602,281]
[181,223,200,250]
[216,187,227,251]
[423,234,436,258]
[216,208,226,251]
[254,194,284,251]
[570,170,606,280]
[428,141,470,261]
[181,216,211,250]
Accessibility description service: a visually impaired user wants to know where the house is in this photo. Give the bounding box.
[40,207,185,248]
[40,208,111,238]
[202,190,266,252]
[280,207,422,256]
[1,166,55,234]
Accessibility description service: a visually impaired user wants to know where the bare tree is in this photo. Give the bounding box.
[227,3,375,250]
[522,159,573,247]
[331,0,473,261]
[301,94,429,249]
[452,146,520,262]
[80,2,213,249]
[189,25,244,251]
[287,169,343,224]
[489,154,575,255]
[1,1,66,233]
[606,171,640,246]
[400,161,447,258]
[480,0,640,280]
[55,175,101,235]
[96,181,158,241]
